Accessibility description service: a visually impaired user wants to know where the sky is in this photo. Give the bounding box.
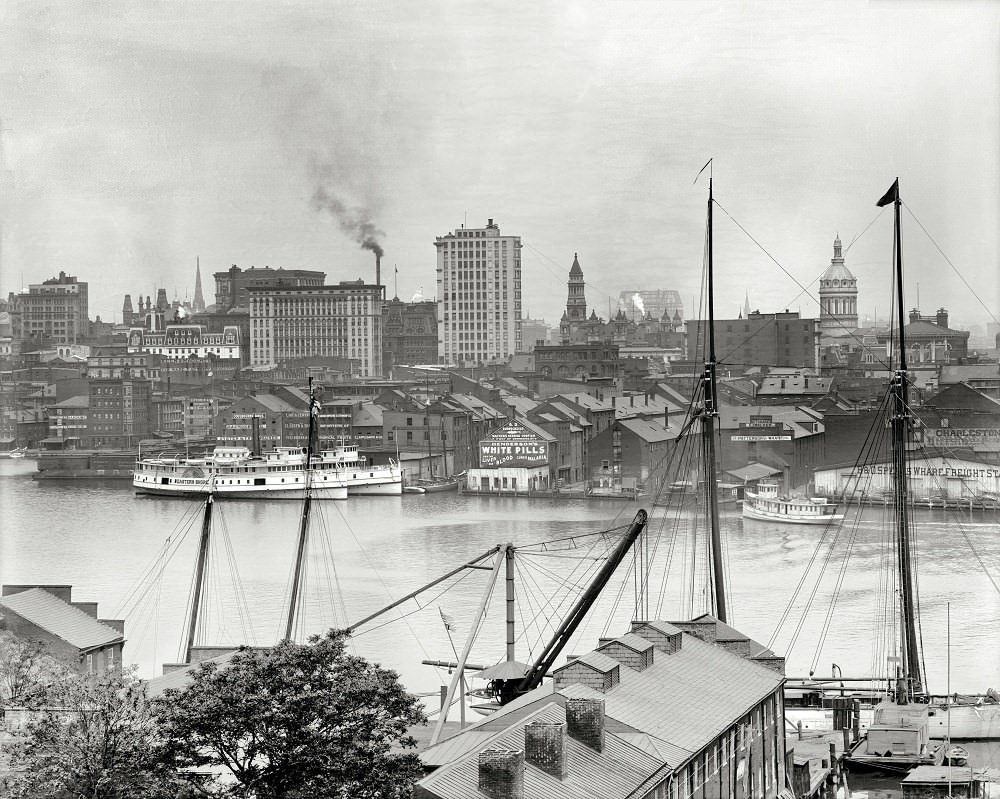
[1,0,998,335]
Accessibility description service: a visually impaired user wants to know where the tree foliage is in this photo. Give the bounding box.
[5,669,186,799]
[0,629,68,707]
[154,629,427,799]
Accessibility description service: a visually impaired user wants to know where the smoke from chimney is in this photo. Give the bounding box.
[311,185,385,258]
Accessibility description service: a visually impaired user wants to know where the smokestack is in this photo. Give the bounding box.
[375,252,381,294]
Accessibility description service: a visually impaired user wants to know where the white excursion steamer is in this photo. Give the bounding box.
[133,444,402,499]
[741,480,844,524]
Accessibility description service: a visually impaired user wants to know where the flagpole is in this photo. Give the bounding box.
[441,610,466,728]
[430,546,507,746]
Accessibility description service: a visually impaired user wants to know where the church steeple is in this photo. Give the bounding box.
[193,257,206,313]
[565,253,586,322]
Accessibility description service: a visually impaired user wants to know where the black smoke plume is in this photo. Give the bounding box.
[311,185,384,258]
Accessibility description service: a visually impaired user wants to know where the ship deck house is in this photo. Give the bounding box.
[466,419,553,494]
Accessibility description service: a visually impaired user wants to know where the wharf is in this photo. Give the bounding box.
[789,728,852,799]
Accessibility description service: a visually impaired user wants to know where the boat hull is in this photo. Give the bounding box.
[927,702,1000,740]
[134,480,348,500]
[346,480,403,496]
[742,504,845,524]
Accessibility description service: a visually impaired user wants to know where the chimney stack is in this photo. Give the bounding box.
[375,252,382,294]
[525,722,567,780]
[478,749,524,799]
[566,698,605,752]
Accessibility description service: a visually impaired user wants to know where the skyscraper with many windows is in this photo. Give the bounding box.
[435,218,521,366]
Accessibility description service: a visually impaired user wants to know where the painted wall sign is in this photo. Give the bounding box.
[479,424,548,467]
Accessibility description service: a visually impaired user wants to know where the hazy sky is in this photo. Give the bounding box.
[2,1,998,333]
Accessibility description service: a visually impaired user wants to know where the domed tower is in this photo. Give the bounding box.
[819,236,858,335]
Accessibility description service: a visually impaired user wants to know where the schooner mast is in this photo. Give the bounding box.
[880,177,924,699]
[699,164,728,623]
[284,377,319,641]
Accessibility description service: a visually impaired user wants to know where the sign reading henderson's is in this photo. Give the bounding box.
[479,421,548,468]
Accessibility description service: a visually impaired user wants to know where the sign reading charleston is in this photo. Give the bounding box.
[479,421,548,468]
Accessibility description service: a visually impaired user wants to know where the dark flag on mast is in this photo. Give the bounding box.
[877,178,899,207]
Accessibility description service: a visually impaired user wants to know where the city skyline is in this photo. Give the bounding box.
[1,2,997,332]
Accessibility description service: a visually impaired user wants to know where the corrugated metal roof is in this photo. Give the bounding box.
[558,632,782,754]
[0,588,122,651]
[417,702,663,799]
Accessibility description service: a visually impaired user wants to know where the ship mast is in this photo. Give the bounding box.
[882,178,923,699]
[701,170,727,623]
[184,489,214,663]
[284,377,317,641]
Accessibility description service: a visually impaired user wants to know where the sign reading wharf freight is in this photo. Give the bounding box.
[479,422,548,468]
[731,420,793,442]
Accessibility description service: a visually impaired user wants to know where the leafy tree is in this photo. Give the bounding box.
[154,629,427,799]
[5,669,187,799]
[0,630,68,707]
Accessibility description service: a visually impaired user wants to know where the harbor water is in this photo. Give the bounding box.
[2,459,998,713]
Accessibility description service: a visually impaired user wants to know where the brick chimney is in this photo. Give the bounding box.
[524,721,567,779]
[936,308,948,328]
[478,749,524,799]
[566,698,605,752]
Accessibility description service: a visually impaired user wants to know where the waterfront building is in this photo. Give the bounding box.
[719,405,826,490]
[465,418,553,493]
[16,271,89,345]
[213,264,326,311]
[814,454,1000,502]
[435,218,522,367]
[88,375,153,449]
[382,298,438,371]
[415,616,787,799]
[0,585,125,678]
[588,417,678,491]
[248,281,383,377]
[818,236,859,336]
[686,310,820,371]
[45,395,90,446]
[126,323,241,360]
[215,392,309,450]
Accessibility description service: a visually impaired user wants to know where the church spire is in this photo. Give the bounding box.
[193,256,205,313]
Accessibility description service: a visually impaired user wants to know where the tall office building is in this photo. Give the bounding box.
[435,218,521,366]
[18,271,89,344]
[248,280,383,377]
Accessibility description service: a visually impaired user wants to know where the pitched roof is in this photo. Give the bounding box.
[725,462,782,482]
[417,702,662,799]
[558,631,782,754]
[419,619,784,797]
[617,418,677,443]
[0,588,123,651]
